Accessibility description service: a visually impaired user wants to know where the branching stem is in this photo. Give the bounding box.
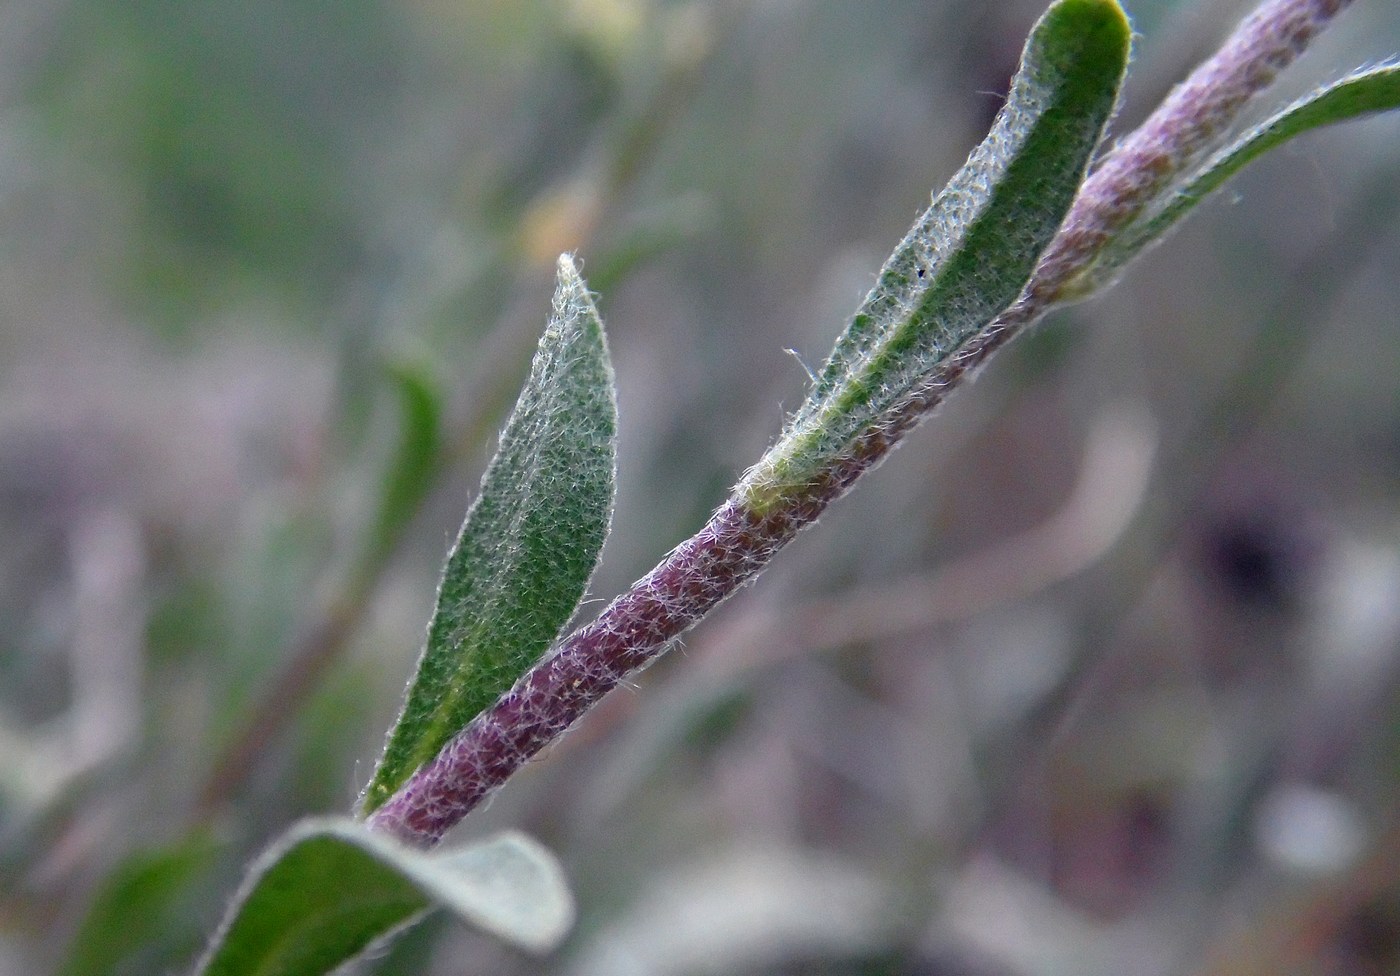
[367,0,1354,848]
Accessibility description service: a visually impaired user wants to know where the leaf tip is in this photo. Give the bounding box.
[1040,0,1132,69]
[552,251,606,338]
[555,251,587,297]
[1058,0,1129,28]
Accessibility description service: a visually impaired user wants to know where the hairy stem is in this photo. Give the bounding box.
[367,0,1354,848]
[1041,0,1352,299]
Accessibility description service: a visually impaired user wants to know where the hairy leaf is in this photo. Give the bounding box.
[194,820,573,976]
[362,254,617,813]
[745,0,1130,501]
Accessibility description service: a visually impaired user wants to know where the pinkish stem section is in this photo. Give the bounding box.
[365,503,797,844]
[367,0,1354,848]
[1032,0,1351,300]
[367,432,903,846]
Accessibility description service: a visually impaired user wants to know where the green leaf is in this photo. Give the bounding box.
[1078,63,1400,292]
[59,832,220,976]
[744,0,1129,503]
[362,254,617,814]
[194,820,574,976]
[361,360,446,571]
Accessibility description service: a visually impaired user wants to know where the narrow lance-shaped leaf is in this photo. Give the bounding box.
[1076,63,1400,292]
[361,361,446,571]
[361,254,617,814]
[194,819,574,976]
[745,0,1130,503]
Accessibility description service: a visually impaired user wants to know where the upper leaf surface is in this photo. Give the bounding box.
[194,819,574,976]
[745,0,1129,500]
[362,255,617,813]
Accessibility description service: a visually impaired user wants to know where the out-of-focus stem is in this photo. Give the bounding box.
[367,0,1355,848]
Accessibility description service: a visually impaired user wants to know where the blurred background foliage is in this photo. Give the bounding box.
[0,0,1398,973]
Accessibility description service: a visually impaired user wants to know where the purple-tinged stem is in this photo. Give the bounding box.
[366,430,897,845]
[1031,0,1352,302]
[899,0,1355,403]
[368,0,1354,848]
[368,324,1032,847]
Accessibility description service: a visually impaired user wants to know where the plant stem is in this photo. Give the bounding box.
[367,436,896,844]
[367,0,1355,848]
[1040,0,1352,300]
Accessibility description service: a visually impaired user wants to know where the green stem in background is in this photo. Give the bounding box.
[197,365,446,817]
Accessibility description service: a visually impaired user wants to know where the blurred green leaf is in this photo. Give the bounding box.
[59,831,220,976]
[1079,63,1400,291]
[195,820,574,976]
[745,0,1130,501]
[361,361,446,571]
[361,254,617,813]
